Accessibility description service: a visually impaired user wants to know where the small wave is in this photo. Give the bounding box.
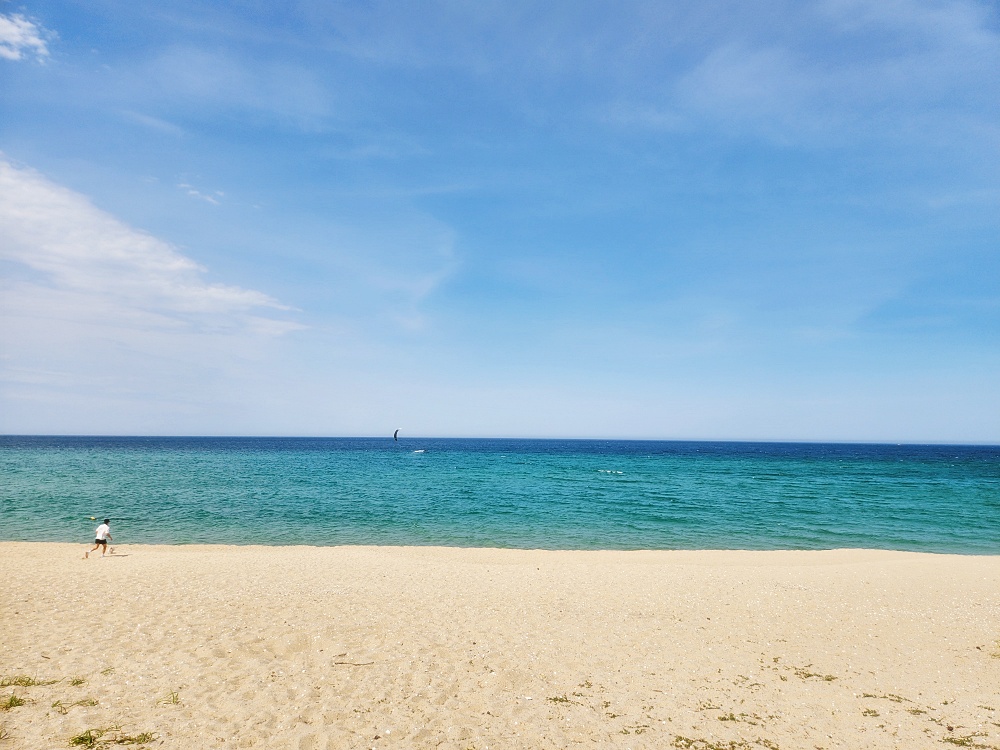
[598,469,623,475]
[413,449,426,453]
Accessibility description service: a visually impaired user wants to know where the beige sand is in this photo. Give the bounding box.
[1,543,999,749]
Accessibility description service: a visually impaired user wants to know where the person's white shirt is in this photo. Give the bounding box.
[95,523,110,541]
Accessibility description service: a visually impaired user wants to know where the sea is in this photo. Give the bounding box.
[2,436,998,553]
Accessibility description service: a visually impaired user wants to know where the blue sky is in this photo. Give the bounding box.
[1,0,998,441]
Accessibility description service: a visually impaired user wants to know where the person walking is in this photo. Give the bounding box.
[85,519,112,558]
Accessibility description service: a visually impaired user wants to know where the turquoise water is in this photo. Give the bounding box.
[1,437,998,552]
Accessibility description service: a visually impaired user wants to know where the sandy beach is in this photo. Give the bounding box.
[1,543,998,749]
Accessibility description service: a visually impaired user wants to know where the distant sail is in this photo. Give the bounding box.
[393,429,399,441]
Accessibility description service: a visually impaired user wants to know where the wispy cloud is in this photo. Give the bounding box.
[323,214,460,306]
[143,46,335,128]
[121,110,186,136]
[0,158,299,346]
[598,0,1000,148]
[674,44,818,142]
[0,158,288,322]
[0,156,304,430]
[0,12,50,61]
[819,0,996,47]
[177,182,224,205]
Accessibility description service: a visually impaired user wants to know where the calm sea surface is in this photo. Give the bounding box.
[2,436,998,552]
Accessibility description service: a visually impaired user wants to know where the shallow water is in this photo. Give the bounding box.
[2,436,998,552]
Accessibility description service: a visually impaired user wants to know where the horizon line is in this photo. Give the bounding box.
[2,434,998,448]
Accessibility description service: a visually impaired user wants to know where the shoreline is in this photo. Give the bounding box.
[3,542,999,748]
[6,540,1000,556]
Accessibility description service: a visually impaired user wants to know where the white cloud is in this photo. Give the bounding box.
[0,12,49,61]
[0,157,304,431]
[0,158,287,320]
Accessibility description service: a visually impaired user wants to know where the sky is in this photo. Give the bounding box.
[0,0,998,442]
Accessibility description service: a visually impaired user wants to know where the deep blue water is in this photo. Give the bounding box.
[1,436,998,552]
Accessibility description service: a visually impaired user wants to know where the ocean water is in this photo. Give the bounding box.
[1,436,998,553]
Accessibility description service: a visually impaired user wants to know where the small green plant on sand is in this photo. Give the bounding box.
[69,728,108,748]
[793,665,836,681]
[942,733,990,748]
[862,692,906,703]
[114,731,156,745]
[69,677,86,687]
[621,724,650,735]
[52,699,98,715]
[717,712,762,726]
[0,675,57,688]
[0,695,26,711]
[158,691,180,705]
[672,737,755,749]
[673,738,779,750]
[69,727,156,748]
